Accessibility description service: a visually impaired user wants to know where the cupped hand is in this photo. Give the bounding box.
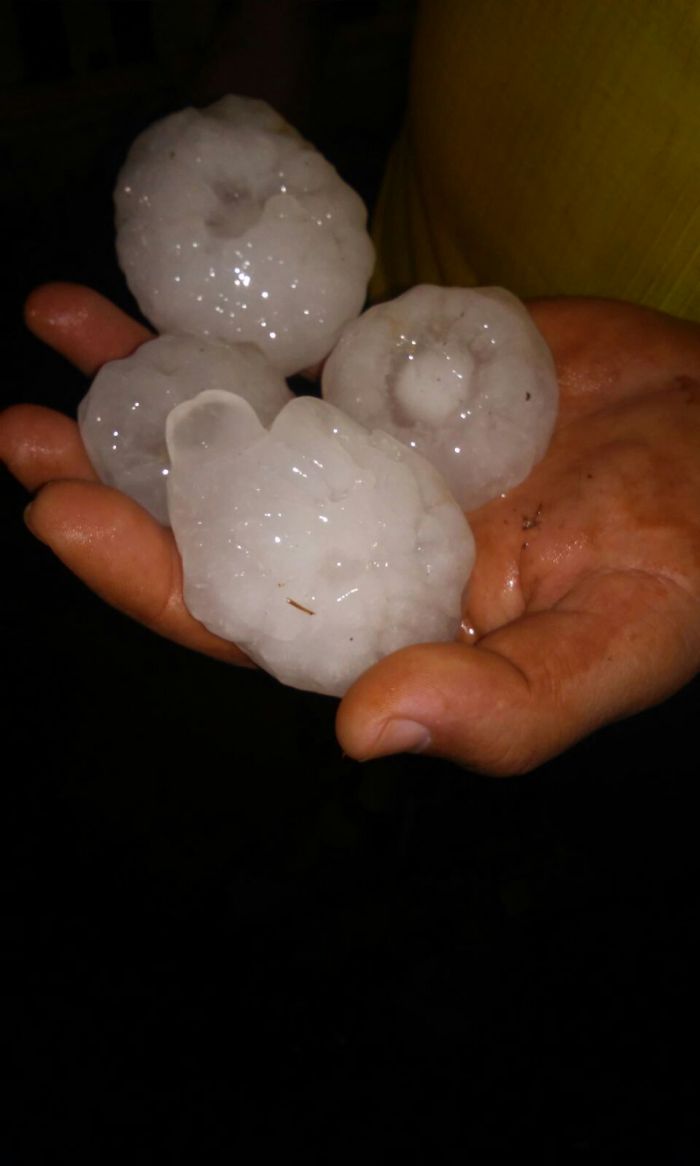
[3,284,699,773]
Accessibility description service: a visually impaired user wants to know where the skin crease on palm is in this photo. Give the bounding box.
[2,282,700,775]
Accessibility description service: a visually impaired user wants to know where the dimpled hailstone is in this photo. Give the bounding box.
[78,334,291,525]
[322,285,559,510]
[115,96,375,376]
[166,392,475,697]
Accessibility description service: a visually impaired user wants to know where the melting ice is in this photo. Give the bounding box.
[115,95,375,375]
[79,99,562,697]
[79,334,291,524]
[166,392,475,696]
[322,285,558,510]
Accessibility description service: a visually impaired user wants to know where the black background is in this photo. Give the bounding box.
[1,2,697,1159]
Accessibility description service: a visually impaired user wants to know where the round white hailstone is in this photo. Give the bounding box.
[78,334,292,525]
[166,392,475,697]
[115,95,376,376]
[322,285,559,510]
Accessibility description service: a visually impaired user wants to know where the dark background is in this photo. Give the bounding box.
[1,2,697,1158]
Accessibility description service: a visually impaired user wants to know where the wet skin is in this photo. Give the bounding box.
[2,283,699,774]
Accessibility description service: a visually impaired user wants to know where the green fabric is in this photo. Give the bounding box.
[371,0,700,320]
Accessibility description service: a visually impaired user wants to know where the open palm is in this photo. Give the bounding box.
[3,283,699,773]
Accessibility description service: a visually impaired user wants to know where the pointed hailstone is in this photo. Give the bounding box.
[322,285,559,510]
[78,334,292,525]
[115,96,375,376]
[166,392,475,696]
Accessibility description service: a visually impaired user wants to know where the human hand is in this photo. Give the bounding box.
[338,297,700,772]
[3,285,699,774]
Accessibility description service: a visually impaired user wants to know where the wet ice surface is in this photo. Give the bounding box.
[78,334,291,524]
[115,96,375,375]
[322,285,558,510]
[97,100,560,696]
[166,392,475,696]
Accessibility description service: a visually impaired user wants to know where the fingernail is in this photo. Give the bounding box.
[366,718,432,760]
[23,501,34,528]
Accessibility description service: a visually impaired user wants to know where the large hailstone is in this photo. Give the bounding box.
[115,96,375,376]
[166,392,475,697]
[322,285,559,510]
[78,334,291,525]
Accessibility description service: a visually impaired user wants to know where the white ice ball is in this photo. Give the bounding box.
[322,285,559,510]
[115,96,376,376]
[166,392,475,696]
[78,334,292,524]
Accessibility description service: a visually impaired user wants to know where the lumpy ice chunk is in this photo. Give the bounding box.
[78,334,291,524]
[166,392,475,696]
[115,95,375,375]
[322,285,559,510]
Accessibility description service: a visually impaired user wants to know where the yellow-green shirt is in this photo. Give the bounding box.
[371,0,700,320]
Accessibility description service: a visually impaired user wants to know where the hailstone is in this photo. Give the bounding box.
[115,95,375,375]
[166,392,475,696]
[78,334,291,524]
[322,285,558,510]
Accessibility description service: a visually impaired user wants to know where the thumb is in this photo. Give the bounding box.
[336,571,698,775]
[336,638,549,776]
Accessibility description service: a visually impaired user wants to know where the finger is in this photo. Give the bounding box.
[24,283,152,376]
[460,493,529,639]
[0,405,97,490]
[24,479,255,668]
[337,569,700,775]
